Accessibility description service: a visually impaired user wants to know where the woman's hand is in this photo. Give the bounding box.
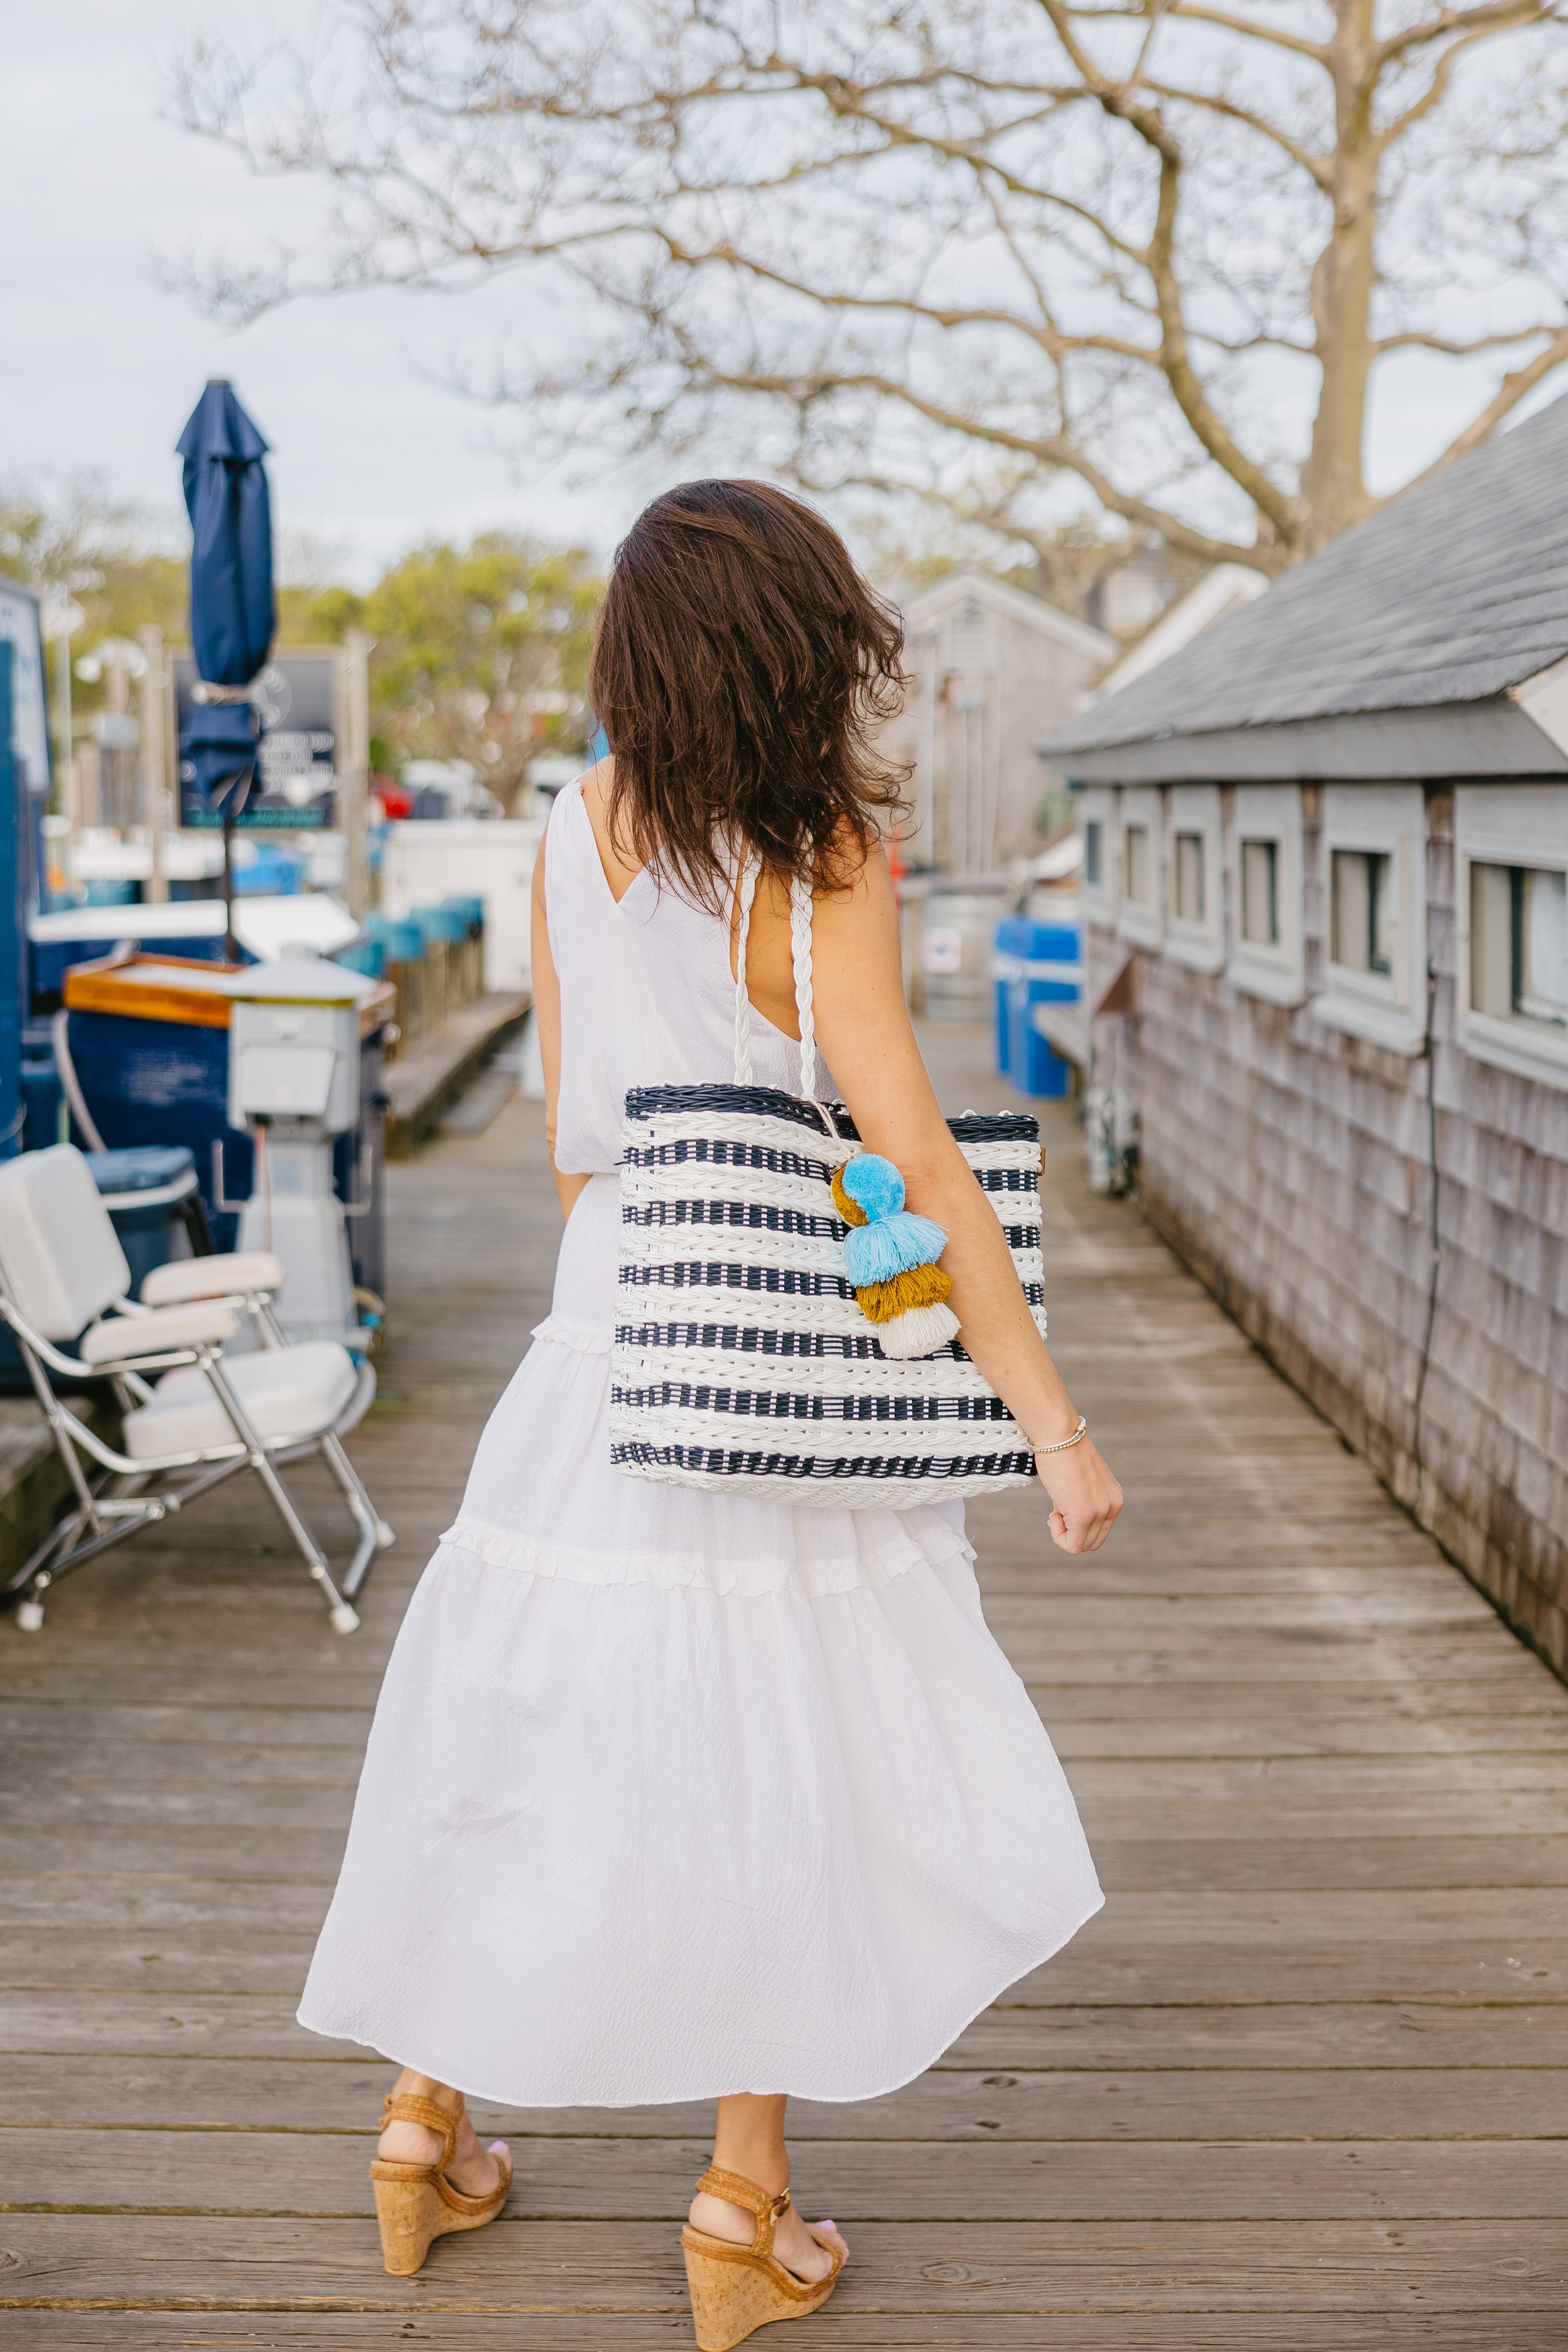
[1036,1435,1123,1555]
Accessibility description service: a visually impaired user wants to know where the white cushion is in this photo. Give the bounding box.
[122,1342,359,1463]
[0,1145,130,1339]
[78,1305,239,1366]
[141,1252,286,1308]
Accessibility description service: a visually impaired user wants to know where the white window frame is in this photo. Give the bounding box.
[1309,784,1427,1055]
[1454,784,1568,1090]
[1228,784,1306,1007]
[1116,785,1164,950]
[1164,784,1223,973]
[1078,786,1119,930]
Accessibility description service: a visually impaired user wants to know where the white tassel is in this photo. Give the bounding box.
[876,1302,961,1359]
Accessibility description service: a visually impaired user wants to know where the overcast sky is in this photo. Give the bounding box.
[7,1,1563,586]
[5,0,632,580]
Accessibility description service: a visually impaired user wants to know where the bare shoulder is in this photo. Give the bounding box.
[579,756,645,893]
[813,829,898,937]
[577,754,615,815]
[809,833,905,1026]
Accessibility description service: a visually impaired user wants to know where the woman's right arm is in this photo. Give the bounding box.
[810,843,1123,1556]
[531,833,591,1224]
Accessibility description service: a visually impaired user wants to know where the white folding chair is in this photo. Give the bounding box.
[0,1144,393,1634]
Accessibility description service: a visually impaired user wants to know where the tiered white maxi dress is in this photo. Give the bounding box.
[298,779,1103,2108]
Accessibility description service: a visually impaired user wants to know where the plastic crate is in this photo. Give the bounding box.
[991,917,1083,1098]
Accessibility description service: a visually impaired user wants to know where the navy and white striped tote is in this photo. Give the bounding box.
[609,860,1046,1508]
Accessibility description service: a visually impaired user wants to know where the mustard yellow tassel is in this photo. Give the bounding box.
[855,1264,953,1323]
[830,1164,868,1227]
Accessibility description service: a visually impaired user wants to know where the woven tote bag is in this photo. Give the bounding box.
[609,857,1047,1508]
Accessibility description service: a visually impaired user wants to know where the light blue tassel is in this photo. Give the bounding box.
[841,1154,905,1221]
[844,1211,948,1286]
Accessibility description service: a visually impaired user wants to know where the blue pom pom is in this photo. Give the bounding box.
[844,1210,948,1285]
[841,1154,905,1221]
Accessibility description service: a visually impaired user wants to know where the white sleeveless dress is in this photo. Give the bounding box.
[298,778,1102,2107]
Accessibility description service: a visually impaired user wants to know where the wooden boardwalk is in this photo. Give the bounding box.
[2,1025,1566,2348]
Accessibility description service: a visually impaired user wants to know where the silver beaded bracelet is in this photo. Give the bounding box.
[1033,1415,1088,1455]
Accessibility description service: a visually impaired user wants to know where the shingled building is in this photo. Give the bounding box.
[1042,393,1568,1678]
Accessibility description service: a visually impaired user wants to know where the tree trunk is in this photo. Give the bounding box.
[1299,0,1382,553]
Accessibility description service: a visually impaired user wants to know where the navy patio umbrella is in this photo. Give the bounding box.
[176,380,276,953]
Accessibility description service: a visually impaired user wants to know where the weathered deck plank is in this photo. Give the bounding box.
[2,1017,1564,2341]
[14,2319,1568,2352]
[4,2214,1566,2318]
[7,2055,1565,2140]
[8,2129,1568,2220]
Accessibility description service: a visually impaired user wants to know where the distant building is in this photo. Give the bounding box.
[1085,550,1176,640]
[1086,564,1269,704]
[884,570,1113,873]
[1042,393,1568,1679]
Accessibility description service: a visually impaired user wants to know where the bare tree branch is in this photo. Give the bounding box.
[1122,2,1330,62]
[165,0,1568,572]
[1377,0,1559,68]
[1374,323,1565,355]
[1396,323,1568,490]
[1036,0,1305,534]
[1141,82,1332,190]
[678,346,1276,567]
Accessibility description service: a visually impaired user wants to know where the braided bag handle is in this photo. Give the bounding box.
[732,848,835,1136]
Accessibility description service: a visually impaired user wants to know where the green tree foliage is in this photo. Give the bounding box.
[0,474,186,733]
[357,534,601,808]
[273,533,602,807]
[2,479,603,805]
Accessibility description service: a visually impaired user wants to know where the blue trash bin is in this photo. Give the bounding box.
[21,1021,65,1152]
[992,917,1082,1098]
[233,844,302,896]
[992,917,1029,1075]
[83,1145,208,1296]
[408,904,470,945]
[59,1001,251,1253]
[365,914,424,963]
[335,937,386,980]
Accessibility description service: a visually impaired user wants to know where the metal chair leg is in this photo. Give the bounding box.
[8,1489,185,1629]
[8,1489,105,1628]
[316,1429,394,1599]
[250,1451,360,1633]
[5,1505,86,1607]
[203,1358,360,1635]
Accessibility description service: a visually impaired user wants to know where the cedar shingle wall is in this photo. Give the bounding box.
[1089,785,1568,1676]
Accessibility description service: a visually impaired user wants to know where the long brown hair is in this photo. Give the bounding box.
[589,479,909,908]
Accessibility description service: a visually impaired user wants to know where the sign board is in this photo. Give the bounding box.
[175,649,339,830]
[922,924,965,975]
[0,579,52,794]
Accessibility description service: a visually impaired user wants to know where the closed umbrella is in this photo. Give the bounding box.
[176,380,276,956]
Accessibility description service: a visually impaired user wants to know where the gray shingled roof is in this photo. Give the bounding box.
[1045,390,1568,758]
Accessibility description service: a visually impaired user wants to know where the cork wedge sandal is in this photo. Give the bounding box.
[681,2164,845,2352]
[369,2092,513,2276]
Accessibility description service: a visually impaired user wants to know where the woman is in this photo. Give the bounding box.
[299,480,1121,2349]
